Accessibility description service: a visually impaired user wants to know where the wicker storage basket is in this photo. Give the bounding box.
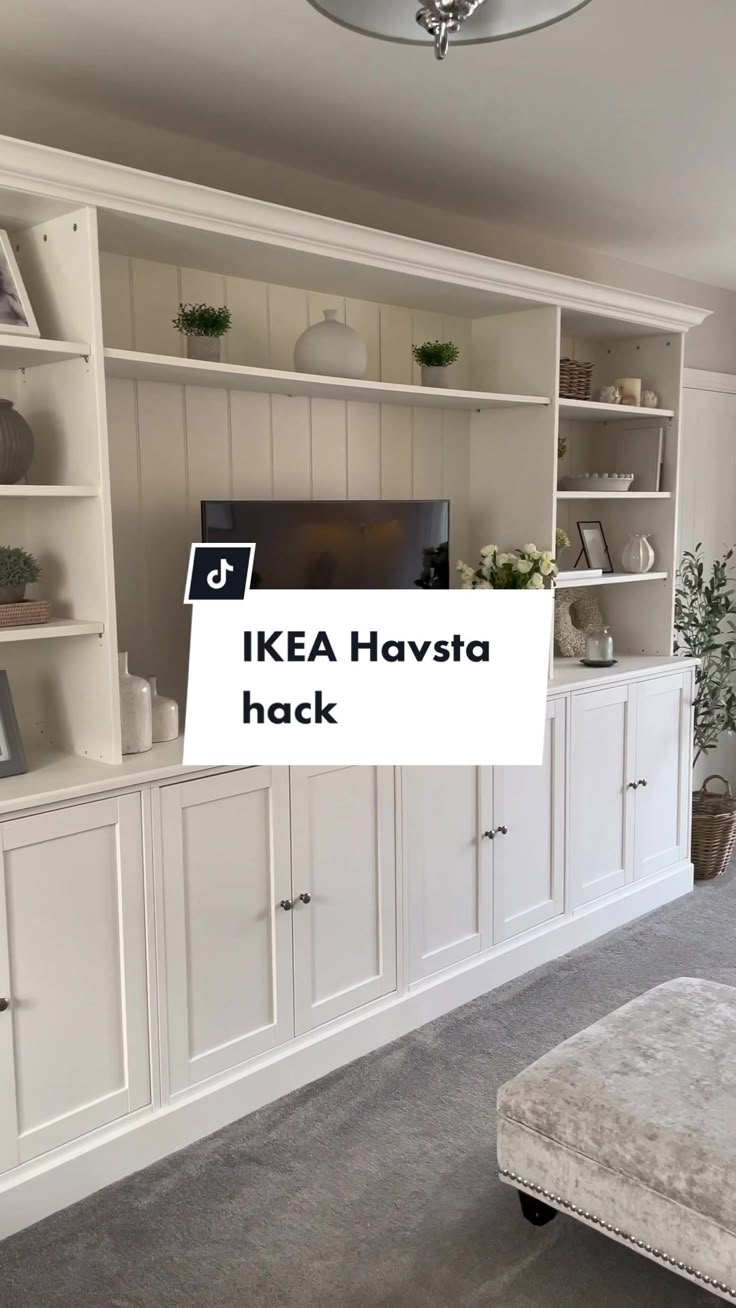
[559,357,594,400]
[691,774,736,880]
[0,599,49,629]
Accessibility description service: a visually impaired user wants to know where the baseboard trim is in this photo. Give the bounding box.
[0,862,692,1240]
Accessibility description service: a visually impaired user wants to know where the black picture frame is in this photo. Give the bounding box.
[577,520,614,575]
[0,670,27,778]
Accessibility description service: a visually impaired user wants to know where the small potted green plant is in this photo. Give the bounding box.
[172,302,232,363]
[412,339,460,389]
[0,546,41,604]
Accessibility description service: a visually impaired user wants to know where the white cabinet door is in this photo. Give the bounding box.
[403,767,485,980]
[290,767,396,1034]
[492,697,566,942]
[569,684,636,908]
[0,794,150,1169]
[634,672,691,881]
[159,767,293,1094]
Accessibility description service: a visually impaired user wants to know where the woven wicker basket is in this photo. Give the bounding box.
[0,599,50,629]
[559,357,594,400]
[691,774,736,880]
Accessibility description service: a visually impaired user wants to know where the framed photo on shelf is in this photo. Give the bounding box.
[577,520,614,574]
[0,230,39,336]
[0,671,27,778]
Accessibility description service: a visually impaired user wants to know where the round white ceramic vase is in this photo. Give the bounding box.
[622,533,655,575]
[293,310,367,378]
[118,652,152,754]
[146,676,179,743]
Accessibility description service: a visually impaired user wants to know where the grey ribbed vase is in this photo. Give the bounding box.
[0,399,34,484]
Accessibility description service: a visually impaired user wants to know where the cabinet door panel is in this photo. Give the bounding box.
[634,673,690,880]
[570,685,635,908]
[493,698,565,942]
[160,768,292,1094]
[0,794,149,1165]
[404,767,482,980]
[291,767,396,1034]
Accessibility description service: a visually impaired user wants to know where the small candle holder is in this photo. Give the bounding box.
[582,627,617,668]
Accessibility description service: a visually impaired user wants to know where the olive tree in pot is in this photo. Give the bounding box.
[674,543,736,878]
[412,339,460,388]
[172,303,232,362]
[0,546,41,604]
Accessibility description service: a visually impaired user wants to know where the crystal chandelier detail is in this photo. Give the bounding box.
[416,0,489,60]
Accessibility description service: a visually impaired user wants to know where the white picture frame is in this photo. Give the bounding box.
[0,230,39,336]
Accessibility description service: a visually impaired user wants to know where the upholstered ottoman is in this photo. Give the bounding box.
[497,978,736,1302]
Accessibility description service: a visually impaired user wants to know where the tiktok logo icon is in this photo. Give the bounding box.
[185,544,255,601]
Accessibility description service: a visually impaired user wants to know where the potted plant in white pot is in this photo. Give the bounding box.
[0,546,40,604]
[172,302,232,362]
[675,543,736,879]
[412,339,460,388]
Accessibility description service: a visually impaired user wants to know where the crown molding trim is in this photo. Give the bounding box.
[0,133,711,334]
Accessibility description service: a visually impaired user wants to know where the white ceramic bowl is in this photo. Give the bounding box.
[558,473,634,493]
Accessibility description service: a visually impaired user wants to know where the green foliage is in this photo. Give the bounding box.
[0,546,41,586]
[558,434,567,460]
[674,544,736,764]
[412,339,460,368]
[556,526,570,553]
[172,303,232,337]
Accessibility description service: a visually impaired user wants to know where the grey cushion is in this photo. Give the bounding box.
[497,979,736,1300]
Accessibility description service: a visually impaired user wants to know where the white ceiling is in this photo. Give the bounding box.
[0,0,734,288]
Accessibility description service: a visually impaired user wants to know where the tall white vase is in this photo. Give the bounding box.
[293,309,368,378]
[118,652,152,754]
[622,533,655,574]
[146,676,179,743]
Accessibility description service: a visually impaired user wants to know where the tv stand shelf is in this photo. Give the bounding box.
[103,349,551,411]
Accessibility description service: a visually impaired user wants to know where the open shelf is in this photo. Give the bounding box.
[555,572,668,589]
[0,335,90,369]
[0,619,104,644]
[0,485,99,498]
[559,398,674,422]
[556,491,671,501]
[104,349,551,412]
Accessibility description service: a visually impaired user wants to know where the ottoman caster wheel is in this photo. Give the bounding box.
[518,1190,558,1227]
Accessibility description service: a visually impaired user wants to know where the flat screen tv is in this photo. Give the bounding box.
[201,499,450,589]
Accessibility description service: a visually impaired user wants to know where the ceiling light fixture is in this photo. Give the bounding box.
[306,0,593,61]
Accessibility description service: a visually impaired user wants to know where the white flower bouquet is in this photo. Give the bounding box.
[457,544,558,590]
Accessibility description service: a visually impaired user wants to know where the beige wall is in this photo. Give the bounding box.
[1,80,735,372]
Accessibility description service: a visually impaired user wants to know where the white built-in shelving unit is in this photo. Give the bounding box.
[0,134,710,772]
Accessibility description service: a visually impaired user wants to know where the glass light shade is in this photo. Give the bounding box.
[306,0,593,47]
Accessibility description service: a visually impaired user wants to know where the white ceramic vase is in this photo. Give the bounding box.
[622,533,655,574]
[421,366,451,389]
[293,309,367,378]
[146,676,179,743]
[118,652,152,755]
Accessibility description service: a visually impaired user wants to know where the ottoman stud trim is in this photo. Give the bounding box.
[499,1171,736,1300]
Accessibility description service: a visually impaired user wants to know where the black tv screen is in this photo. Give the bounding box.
[201,499,450,589]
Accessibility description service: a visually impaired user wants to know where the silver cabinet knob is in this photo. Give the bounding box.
[483,826,508,839]
[298,892,312,904]
[279,899,294,911]
[0,998,9,1013]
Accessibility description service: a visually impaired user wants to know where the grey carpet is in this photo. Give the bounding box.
[2,872,735,1308]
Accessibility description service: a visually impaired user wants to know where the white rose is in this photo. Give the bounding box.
[540,558,554,575]
[480,544,497,559]
[529,573,544,589]
[496,552,514,567]
[523,544,540,558]
[515,558,533,574]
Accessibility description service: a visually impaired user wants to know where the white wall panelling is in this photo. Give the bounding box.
[100,253,476,706]
[680,370,736,783]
